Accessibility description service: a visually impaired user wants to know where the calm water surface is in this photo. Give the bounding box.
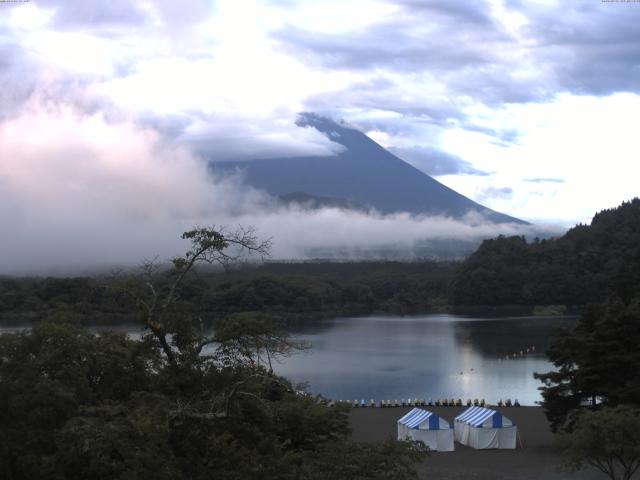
[274,314,577,406]
[0,314,576,406]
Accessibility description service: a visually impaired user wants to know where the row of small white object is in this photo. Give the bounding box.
[334,398,493,408]
[501,345,536,360]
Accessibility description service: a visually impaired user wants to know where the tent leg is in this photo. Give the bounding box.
[517,430,524,449]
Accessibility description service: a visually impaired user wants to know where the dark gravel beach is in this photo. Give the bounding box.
[350,406,603,480]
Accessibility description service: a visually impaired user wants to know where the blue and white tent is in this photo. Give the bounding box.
[397,408,454,451]
[454,406,517,449]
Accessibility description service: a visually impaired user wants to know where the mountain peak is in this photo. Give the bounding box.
[295,112,395,159]
[211,114,527,225]
[295,112,347,132]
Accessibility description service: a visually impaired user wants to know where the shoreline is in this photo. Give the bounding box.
[349,406,601,480]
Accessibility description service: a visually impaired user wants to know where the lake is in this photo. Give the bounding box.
[272,314,577,406]
[0,314,576,406]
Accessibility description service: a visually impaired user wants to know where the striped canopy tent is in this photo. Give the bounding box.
[397,408,454,452]
[454,406,517,449]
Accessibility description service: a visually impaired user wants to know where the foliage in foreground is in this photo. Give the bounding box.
[560,406,640,480]
[532,203,640,431]
[0,320,427,480]
[535,291,640,432]
[0,226,428,480]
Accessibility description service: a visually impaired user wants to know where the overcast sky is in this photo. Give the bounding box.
[1,0,639,270]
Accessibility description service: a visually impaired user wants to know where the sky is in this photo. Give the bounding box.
[1,0,639,271]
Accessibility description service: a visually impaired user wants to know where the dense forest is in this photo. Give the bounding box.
[0,261,455,326]
[531,221,640,479]
[451,198,640,307]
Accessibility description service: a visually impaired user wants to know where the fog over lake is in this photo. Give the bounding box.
[273,314,577,406]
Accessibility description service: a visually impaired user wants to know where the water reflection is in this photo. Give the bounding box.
[274,315,577,406]
[0,315,576,406]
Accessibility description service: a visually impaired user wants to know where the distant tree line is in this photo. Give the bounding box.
[0,261,455,326]
[3,199,639,327]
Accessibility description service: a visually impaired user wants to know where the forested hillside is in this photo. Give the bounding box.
[451,198,640,307]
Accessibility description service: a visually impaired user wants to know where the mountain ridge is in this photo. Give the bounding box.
[211,113,527,225]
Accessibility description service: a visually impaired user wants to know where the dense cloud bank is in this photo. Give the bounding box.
[4,0,640,167]
[3,0,636,272]
[0,102,556,274]
[0,102,262,273]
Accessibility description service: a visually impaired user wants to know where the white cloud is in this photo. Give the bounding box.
[1,0,639,245]
[0,99,550,273]
[179,115,346,160]
[244,208,552,260]
[9,3,54,30]
[0,100,268,272]
[438,93,640,223]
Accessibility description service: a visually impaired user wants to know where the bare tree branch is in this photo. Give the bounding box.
[120,225,270,364]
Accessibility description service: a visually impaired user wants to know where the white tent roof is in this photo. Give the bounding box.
[398,408,450,430]
[455,406,513,428]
